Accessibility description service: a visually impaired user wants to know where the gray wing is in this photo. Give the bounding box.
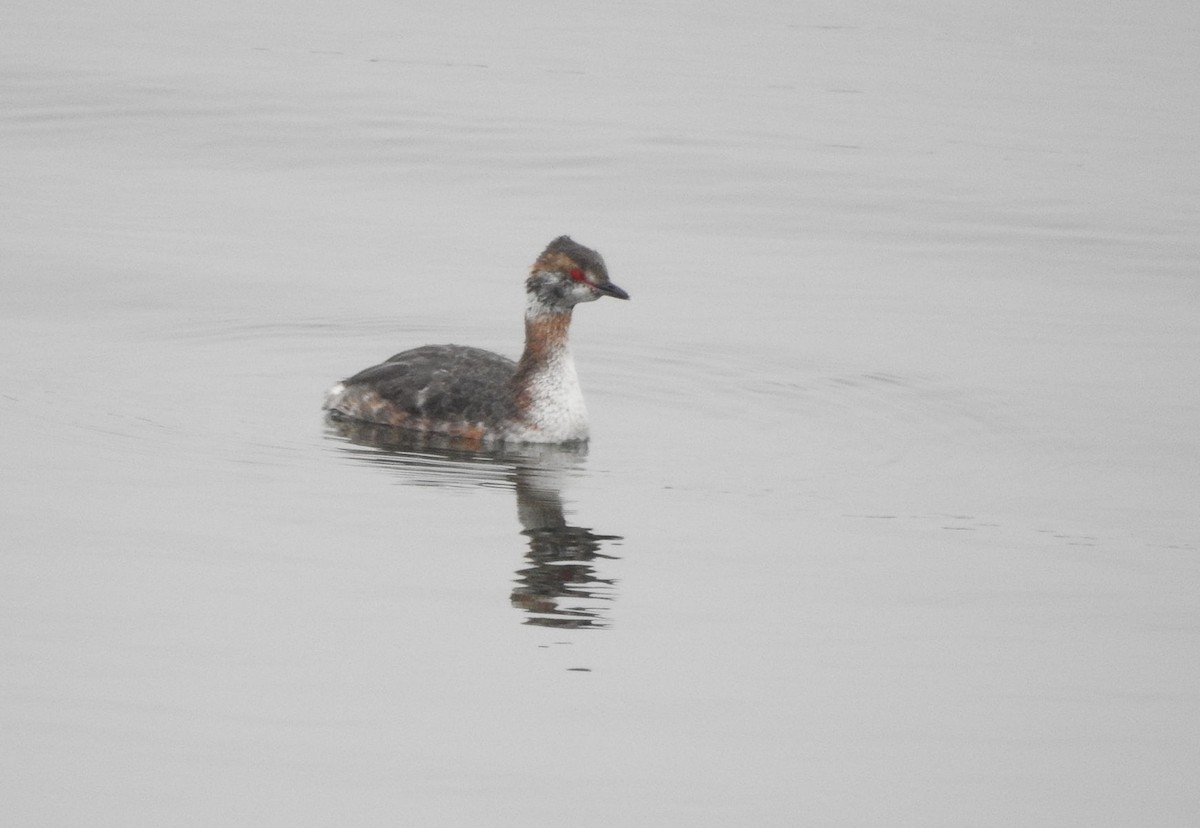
[342,344,518,423]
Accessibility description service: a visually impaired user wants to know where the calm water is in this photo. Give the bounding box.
[3,1,1198,825]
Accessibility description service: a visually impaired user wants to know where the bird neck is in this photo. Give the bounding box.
[518,297,574,373]
[509,294,588,439]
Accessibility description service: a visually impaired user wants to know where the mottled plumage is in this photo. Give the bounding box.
[324,236,628,445]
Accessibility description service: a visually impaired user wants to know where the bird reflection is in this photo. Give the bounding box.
[325,416,621,629]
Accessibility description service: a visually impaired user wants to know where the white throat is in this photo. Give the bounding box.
[523,342,588,440]
[515,296,589,441]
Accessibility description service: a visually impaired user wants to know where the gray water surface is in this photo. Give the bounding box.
[3,1,1199,825]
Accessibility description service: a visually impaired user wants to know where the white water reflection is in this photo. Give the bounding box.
[325,419,622,630]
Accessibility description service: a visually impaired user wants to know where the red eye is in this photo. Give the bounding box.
[569,267,586,282]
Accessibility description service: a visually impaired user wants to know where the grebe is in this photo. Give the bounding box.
[323,236,629,444]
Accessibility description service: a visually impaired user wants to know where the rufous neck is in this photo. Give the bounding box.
[522,311,572,359]
[515,295,571,372]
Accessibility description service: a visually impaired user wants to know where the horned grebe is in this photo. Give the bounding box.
[323,236,629,444]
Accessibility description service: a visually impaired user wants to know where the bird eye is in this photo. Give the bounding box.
[569,267,586,282]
